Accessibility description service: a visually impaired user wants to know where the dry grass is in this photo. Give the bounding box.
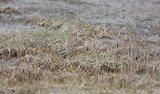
[0,17,160,94]
[0,6,19,14]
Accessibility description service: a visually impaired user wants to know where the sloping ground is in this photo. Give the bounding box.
[0,17,160,94]
[0,0,160,94]
[0,0,160,32]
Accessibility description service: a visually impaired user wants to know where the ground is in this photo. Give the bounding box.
[0,0,160,94]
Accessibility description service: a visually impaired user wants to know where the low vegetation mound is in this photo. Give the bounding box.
[0,17,160,94]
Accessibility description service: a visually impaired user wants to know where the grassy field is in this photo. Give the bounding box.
[0,16,160,94]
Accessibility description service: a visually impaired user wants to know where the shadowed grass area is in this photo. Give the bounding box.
[0,17,160,94]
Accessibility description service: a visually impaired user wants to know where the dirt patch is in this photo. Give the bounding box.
[0,0,160,33]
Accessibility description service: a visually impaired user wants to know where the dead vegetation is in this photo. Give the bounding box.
[0,6,19,14]
[0,17,160,94]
